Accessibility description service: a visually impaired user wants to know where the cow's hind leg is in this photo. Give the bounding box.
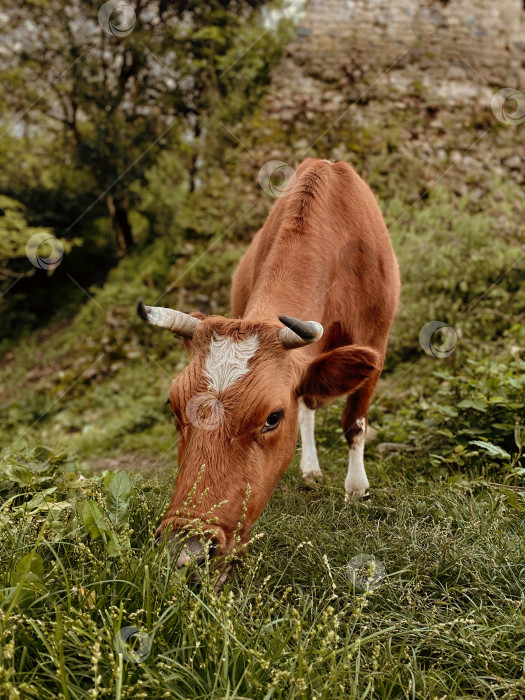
[342,379,377,499]
[298,397,323,482]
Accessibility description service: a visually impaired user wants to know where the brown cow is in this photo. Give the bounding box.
[138,158,399,579]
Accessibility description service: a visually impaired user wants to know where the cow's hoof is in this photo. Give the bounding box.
[345,488,370,501]
[302,469,324,485]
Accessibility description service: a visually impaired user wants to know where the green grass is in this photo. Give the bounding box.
[1,440,524,699]
[1,81,525,699]
[1,182,524,696]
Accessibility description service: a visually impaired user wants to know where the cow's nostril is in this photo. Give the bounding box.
[156,524,226,569]
[171,535,215,568]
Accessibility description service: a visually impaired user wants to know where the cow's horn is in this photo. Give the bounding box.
[278,314,324,349]
[137,300,201,339]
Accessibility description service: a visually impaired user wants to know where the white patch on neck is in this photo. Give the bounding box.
[204,332,260,394]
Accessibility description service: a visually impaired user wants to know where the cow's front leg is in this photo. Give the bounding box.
[298,398,323,482]
[344,416,369,499]
[342,381,378,499]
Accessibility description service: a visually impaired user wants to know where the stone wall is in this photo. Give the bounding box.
[257,0,525,187]
[268,0,524,118]
[299,0,523,50]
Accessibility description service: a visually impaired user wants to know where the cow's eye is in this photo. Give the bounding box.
[262,410,283,433]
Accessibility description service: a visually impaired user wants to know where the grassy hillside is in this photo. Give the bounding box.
[1,16,525,700]
[1,164,523,697]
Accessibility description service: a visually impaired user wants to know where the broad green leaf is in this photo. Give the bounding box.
[468,440,511,460]
[501,488,525,511]
[32,446,54,462]
[438,406,458,418]
[11,553,44,586]
[2,463,33,486]
[103,472,115,490]
[106,532,122,557]
[437,428,454,437]
[20,488,57,513]
[457,399,487,412]
[447,474,467,484]
[106,472,132,527]
[82,500,109,540]
[47,501,74,512]
[49,451,68,464]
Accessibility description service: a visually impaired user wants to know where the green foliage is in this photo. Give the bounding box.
[0,0,291,339]
[4,552,46,610]
[0,446,524,697]
[384,183,525,362]
[0,195,81,286]
[0,445,77,497]
[0,197,50,272]
[0,3,524,695]
[430,357,524,456]
[9,552,44,588]
[104,471,134,527]
[374,339,524,480]
[82,500,109,540]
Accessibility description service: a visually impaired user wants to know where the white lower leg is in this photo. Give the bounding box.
[345,417,369,499]
[298,398,323,480]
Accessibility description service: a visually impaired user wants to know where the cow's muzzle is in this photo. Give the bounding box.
[155,524,233,587]
[172,534,208,568]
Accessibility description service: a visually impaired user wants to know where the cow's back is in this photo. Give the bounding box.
[231,158,400,359]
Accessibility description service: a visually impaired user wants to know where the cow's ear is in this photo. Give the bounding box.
[298,346,380,409]
[182,311,207,351]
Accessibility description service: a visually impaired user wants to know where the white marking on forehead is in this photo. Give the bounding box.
[204,332,260,394]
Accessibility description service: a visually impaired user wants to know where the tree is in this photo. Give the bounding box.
[0,0,273,253]
[0,195,79,292]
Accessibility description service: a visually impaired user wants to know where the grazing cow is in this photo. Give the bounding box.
[138,158,399,578]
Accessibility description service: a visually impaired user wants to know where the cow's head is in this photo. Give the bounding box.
[138,301,379,578]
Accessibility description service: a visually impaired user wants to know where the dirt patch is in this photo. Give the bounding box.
[85,450,173,474]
